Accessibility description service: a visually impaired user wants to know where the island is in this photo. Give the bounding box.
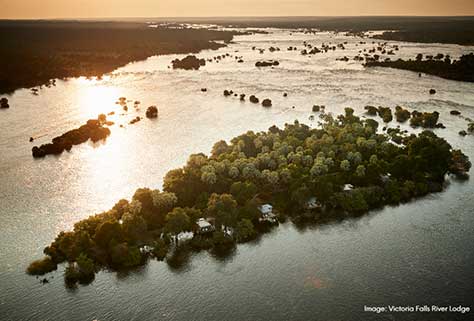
[27,109,471,286]
[365,53,474,82]
[171,55,206,70]
[32,115,111,158]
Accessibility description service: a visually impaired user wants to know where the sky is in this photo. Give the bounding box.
[0,0,473,19]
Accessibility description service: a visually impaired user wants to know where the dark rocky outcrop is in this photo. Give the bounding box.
[172,55,206,70]
[32,116,111,158]
[429,89,436,95]
[450,110,461,116]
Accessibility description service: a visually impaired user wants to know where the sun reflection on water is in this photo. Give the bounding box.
[74,79,121,118]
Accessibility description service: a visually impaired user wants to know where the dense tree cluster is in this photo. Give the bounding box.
[410,111,441,128]
[365,105,444,128]
[171,55,206,70]
[145,106,158,119]
[0,22,237,94]
[395,106,411,123]
[255,60,280,67]
[365,53,474,82]
[32,115,112,158]
[28,109,470,285]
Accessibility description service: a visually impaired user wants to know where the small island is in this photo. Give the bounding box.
[32,115,111,158]
[171,55,206,70]
[365,53,474,82]
[27,109,471,286]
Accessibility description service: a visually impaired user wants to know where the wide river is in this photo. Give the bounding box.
[1,28,474,321]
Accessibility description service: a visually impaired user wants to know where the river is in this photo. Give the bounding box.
[0,28,473,320]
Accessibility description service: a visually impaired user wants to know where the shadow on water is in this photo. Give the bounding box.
[113,264,148,280]
[166,244,194,271]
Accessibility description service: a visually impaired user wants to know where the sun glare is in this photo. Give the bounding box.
[75,79,122,118]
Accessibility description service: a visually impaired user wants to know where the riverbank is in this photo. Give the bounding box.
[0,21,237,94]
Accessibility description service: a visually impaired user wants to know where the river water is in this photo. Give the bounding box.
[0,28,474,321]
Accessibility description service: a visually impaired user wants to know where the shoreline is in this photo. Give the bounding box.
[0,21,238,95]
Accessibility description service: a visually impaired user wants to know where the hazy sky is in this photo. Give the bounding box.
[1,0,473,19]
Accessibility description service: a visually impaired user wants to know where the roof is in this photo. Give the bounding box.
[196,218,212,229]
[344,184,354,191]
[258,204,273,214]
[306,197,321,208]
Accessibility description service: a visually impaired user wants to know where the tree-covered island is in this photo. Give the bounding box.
[365,53,474,82]
[27,109,471,286]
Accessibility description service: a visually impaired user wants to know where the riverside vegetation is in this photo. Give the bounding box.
[27,109,471,286]
[31,115,112,158]
[365,53,474,83]
[0,21,237,94]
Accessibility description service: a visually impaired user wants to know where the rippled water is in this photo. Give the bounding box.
[1,29,474,321]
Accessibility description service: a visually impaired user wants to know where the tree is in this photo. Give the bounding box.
[27,257,57,275]
[147,191,178,228]
[76,253,95,276]
[340,160,351,171]
[165,208,191,243]
[230,181,258,205]
[407,131,452,181]
[228,166,240,179]
[128,200,142,216]
[211,140,229,157]
[132,188,154,212]
[235,219,256,242]
[207,193,238,230]
[110,243,142,267]
[182,207,203,223]
[94,221,123,249]
[122,212,148,241]
[201,170,217,185]
[333,190,368,213]
[310,160,328,177]
[355,165,366,177]
[151,191,178,212]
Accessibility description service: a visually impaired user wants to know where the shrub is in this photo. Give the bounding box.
[26,257,57,275]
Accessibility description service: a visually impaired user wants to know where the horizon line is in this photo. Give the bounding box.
[1,14,474,21]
